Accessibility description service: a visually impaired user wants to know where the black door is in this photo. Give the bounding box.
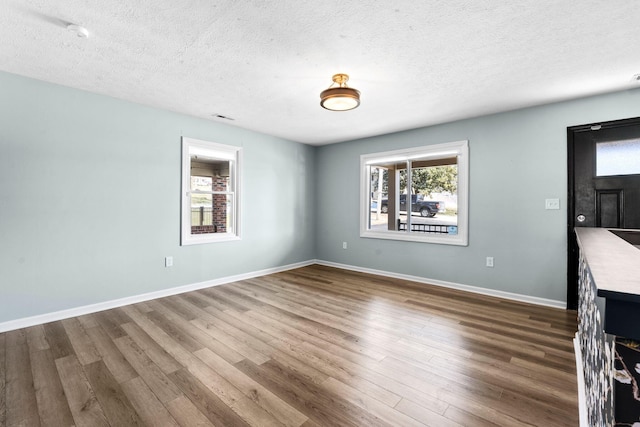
[567,117,640,309]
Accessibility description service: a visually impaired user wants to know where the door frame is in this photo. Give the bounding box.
[566,116,640,309]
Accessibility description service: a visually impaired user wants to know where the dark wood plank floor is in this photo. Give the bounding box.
[0,264,579,426]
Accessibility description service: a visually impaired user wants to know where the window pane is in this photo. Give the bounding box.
[410,163,458,229]
[191,158,231,191]
[596,139,640,176]
[190,194,233,234]
[369,166,390,231]
[400,162,458,234]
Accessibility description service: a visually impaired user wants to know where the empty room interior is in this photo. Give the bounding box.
[2,2,640,426]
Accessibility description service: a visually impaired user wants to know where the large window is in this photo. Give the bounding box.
[360,140,469,245]
[181,137,241,245]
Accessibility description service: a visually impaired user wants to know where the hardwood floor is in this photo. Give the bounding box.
[0,265,579,426]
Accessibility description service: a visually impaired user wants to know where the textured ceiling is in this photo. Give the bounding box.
[2,1,640,145]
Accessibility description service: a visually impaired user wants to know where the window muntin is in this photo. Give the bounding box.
[361,140,468,246]
[181,137,241,245]
[596,138,640,176]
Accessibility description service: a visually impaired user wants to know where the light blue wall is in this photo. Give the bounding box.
[0,71,316,324]
[2,70,640,324]
[315,88,640,303]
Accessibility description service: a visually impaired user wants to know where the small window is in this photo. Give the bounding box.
[596,138,640,176]
[181,137,241,245]
[360,140,469,246]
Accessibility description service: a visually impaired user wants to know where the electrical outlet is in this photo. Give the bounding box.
[165,256,173,267]
[486,257,494,268]
[342,241,347,249]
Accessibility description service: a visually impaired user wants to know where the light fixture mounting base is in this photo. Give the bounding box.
[332,74,349,86]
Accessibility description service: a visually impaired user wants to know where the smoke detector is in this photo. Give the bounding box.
[67,24,89,38]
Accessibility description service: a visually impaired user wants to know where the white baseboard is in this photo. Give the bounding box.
[0,260,315,333]
[315,259,567,309]
[0,258,567,333]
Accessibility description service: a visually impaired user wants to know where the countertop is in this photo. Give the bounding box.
[575,227,640,300]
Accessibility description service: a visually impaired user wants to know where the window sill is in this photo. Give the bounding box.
[360,229,468,246]
[181,233,241,246]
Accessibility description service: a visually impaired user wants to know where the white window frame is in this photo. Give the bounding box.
[181,137,242,245]
[359,140,469,246]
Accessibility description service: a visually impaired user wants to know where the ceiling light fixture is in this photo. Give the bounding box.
[320,73,360,111]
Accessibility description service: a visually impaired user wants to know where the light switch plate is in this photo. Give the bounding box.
[545,198,560,210]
